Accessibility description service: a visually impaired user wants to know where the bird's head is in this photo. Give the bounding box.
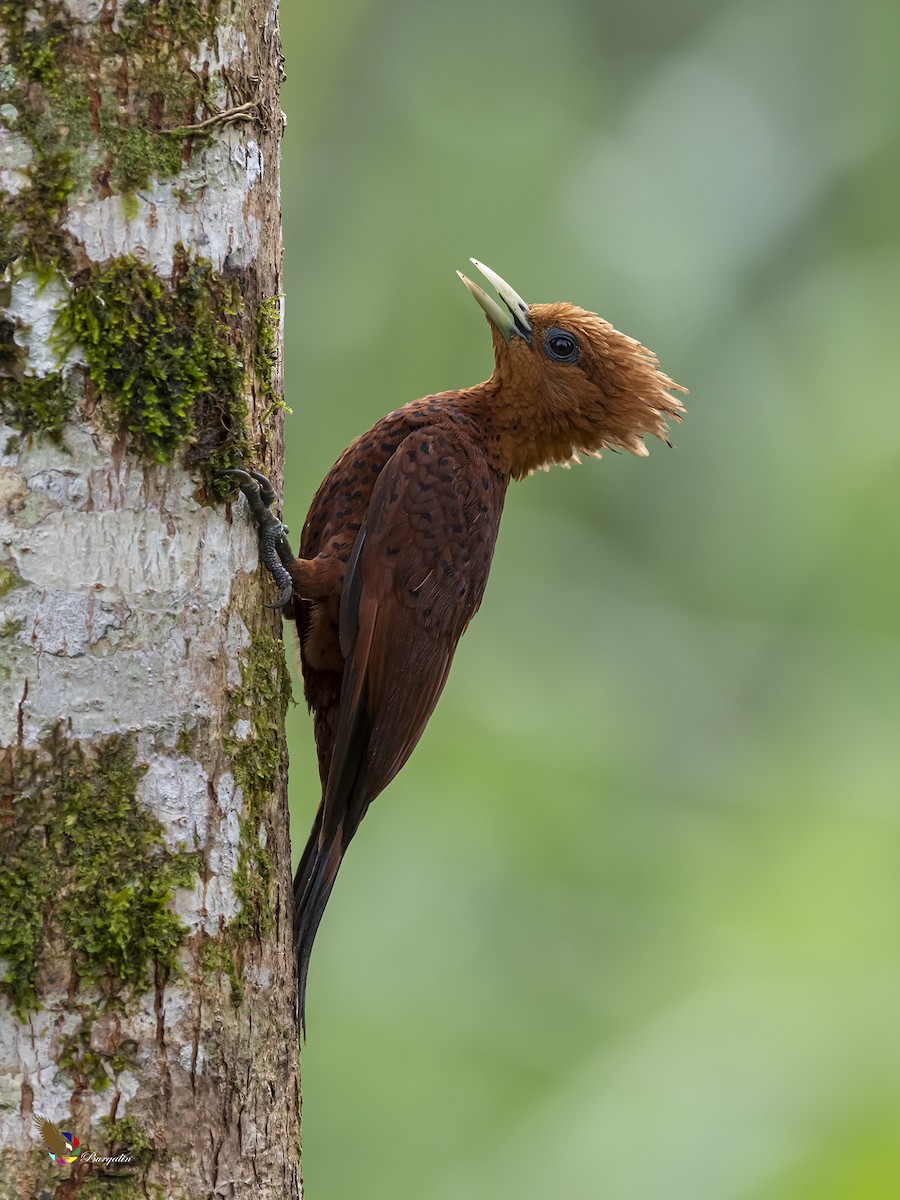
[458,259,687,479]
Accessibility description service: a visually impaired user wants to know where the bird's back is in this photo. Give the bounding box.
[295,393,505,786]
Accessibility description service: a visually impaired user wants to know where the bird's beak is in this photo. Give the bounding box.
[457,258,532,345]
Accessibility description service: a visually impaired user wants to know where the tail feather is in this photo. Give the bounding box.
[293,665,372,1033]
[292,799,325,932]
[293,825,343,1034]
[294,659,372,1033]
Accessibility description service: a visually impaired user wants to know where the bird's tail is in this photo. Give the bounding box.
[293,655,371,1032]
[293,810,344,1033]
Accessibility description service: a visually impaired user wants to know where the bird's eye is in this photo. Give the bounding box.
[544,328,579,364]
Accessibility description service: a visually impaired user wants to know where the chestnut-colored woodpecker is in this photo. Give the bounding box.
[227,260,686,1029]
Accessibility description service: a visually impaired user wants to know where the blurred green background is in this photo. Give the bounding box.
[278,0,900,1196]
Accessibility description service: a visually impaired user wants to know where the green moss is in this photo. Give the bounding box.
[54,250,250,490]
[120,190,140,222]
[95,74,204,197]
[0,370,77,451]
[0,251,252,483]
[54,737,198,988]
[104,117,177,194]
[79,1180,155,1200]
[225,625,291,939]
[200,934,244,1007]
[117,0,222,51]
[0,728,200,1018]
[0,773,52,1017]
[59,1015,139,1094]
[0,617,24,637]
[0,565,25,599]
[0,310,77,450]
[175,723,198,757]
[254,296,290,420]
[98,1114,155,1169]
[0,8,90,269]
[80,1185,155,1200]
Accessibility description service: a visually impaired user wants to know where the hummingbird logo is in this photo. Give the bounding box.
[34,1115,81,1165]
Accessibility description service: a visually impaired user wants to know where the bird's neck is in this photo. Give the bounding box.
[455,378,584,481]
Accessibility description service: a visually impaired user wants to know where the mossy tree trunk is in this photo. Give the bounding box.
[0,2,301,1197]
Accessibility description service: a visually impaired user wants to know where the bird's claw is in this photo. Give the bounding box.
[223,468,280,525]
[224,468,296,608]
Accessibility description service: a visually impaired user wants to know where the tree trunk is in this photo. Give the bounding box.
[0,2,301,1197]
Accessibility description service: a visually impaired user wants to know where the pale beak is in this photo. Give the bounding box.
[457,258,532,345]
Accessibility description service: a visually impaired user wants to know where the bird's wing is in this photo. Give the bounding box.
[322,425,504,842]
[34,1115,69,1156]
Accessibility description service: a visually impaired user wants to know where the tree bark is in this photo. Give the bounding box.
[0,2,300,1197]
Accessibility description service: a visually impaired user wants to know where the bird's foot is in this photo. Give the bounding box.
[225,469,296,608]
